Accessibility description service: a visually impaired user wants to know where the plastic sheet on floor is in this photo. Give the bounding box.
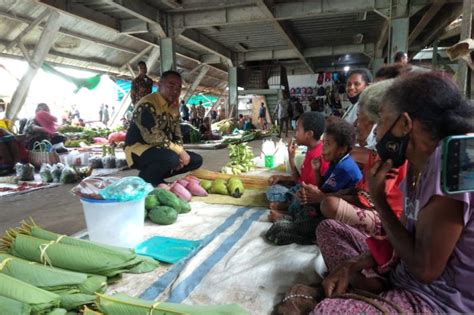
[104,202,320,315]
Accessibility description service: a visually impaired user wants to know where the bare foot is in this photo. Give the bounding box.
[268,210,288,222]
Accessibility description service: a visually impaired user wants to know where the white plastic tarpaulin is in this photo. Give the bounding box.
[105,202,321,314]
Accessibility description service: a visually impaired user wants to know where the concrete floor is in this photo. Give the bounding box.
[0,139,269,235]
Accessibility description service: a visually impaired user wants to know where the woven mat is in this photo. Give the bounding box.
[192,189,269,208]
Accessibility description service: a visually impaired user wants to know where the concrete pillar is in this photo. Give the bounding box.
[389,18,409,63]
[147,47,161,74]
[458,0,472,96]
[160,37,176,74]
[372,58,385,77]
[228,67,238,118]
[6,10,63,120]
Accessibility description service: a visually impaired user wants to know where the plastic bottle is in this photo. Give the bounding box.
[262,140,276,168]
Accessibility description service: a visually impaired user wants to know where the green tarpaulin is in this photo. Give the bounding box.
[41,63,102,93]
[186,95,217,107]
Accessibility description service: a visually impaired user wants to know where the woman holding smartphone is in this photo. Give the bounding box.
[308,72,474,313]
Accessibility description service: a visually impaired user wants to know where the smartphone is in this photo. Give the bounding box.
[441,135,474,194]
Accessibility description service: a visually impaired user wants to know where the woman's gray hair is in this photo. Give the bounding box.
[358,79,395,123]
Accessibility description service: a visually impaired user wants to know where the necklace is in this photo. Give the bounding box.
[411,170,422,190]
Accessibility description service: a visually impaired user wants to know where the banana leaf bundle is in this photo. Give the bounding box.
[0,295,32,315]
[0,273,61,314]
[0,253,106,310]
[96,293,250,315]
[0,221,159,278]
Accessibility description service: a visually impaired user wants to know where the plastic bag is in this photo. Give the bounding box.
[60,166,78,184]
[71,176,120,200]
[101,156,116,169]
[15,163,35,181]
[39,164,53,183]
[51,163,65,183]
[88,156,103,169]
[99,176,154,201]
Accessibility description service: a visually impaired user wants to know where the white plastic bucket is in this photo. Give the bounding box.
[80,197,145,248]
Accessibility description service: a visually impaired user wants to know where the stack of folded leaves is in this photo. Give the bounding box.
[0,220,159,279]
[0,253,106,310]
[0,273,64,314]
[95,293,250,315]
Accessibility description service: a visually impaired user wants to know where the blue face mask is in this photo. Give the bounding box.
[375,115,409,168]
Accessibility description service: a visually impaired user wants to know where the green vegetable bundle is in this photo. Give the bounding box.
[0,273,61,314]
[0,253,106,309]
[96,293,250,315]
[1,221,159,279]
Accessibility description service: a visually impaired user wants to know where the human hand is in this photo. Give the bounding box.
[300,182,324,204]
[179,150,191,166]
[269,175,282,185]
[366,159,393,207]
[288,138,297,160]
[311,157,321,171]
[322,262,354,297]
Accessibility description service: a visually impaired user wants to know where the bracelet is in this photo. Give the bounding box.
[282,294,314,303]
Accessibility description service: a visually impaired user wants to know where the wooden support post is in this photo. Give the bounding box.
[6,10,63,120]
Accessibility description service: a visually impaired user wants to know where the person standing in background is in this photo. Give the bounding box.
[258,102,267,130]
[131,61,153,106]
[99,104,104,123]
[274,93,290,138]
[190,104,198,127]
[180,100,189,121]
[196,101,205,126]
[103,104,110,126]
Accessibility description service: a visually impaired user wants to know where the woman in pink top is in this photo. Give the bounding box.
[24,103,67,152]
[310,72,474,313]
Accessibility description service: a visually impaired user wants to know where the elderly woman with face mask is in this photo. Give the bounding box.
[298,80,407,237]
[308,72,474,314]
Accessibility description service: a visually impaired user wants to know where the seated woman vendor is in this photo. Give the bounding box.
[24,103,67,153]
[124,71,203,186]
[286,72,474,314]
[266,112,329,221]
[199,117,220,141]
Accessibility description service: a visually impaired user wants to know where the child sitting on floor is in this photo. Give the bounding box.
[266,118,362,245]
[266,112,329,222]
